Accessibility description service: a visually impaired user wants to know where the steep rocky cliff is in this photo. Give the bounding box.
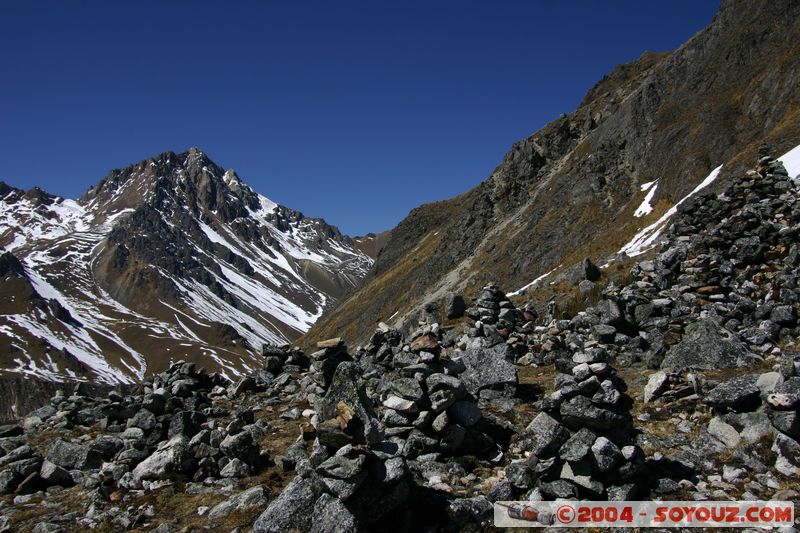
[304,0,800,347]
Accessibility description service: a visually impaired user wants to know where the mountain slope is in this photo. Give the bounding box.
[0,148,373,383]
[303,0,800,346]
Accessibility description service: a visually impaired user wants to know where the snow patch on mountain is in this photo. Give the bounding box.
[620,165,723,257]
[779,143,800,181]
[509,265,562,297]
[634,180,658,218]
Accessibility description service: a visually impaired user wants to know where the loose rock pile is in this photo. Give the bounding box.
[254,319,517,530]
[507,355,647,501]
[254,362,415,532]
[0,361,277,529]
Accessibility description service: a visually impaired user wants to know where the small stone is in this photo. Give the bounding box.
[525,413,570,458]
[505,457,538,490]
[432,411,449,433]
[572,363,591,381]
[756,372,783,396]
[383,395,418,414]
[220,458,250,478]
[708,417,741,448]
[559,428,596,463]
[767,393,798,410]
[643,371,670,403]
[591,436,622,473]
[723,465,745,482]
[607,483,638,501]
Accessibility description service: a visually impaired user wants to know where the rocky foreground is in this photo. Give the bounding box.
[1,155,799,531]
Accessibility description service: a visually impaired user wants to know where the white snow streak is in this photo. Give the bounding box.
[509,265,562,297]
[634,180,658,218]
[778,143,800,182]
[620,165,723,257]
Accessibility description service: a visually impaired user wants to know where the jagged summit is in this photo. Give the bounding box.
[0,149,375,384]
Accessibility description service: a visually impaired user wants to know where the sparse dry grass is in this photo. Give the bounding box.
[300,228,447,348]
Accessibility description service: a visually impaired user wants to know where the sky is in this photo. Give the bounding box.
[0,1,720,236]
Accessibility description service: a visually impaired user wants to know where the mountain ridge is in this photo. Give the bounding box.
[302,0,800,348]
[0,148,376,384]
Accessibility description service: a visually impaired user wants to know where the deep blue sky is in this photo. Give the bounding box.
[1,1,719,236]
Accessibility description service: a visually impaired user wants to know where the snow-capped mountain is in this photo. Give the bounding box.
[0,148,373,383]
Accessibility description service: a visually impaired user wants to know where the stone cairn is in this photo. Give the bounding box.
[509,352,647,501]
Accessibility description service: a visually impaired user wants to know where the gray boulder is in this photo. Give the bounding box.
[316,362,382,445]
[39,460,71,485]
[707,417,741,448]
[208,485,270,518]
[596,299,626,328]
[458,344,517,397]
[220,458,250,478]
[446,496,493,529]
[0,425,22,439]
[131,436,196,481]
[591,437,622,473]
[0,469,19,494]
[662,319,753,370]
[311,493,358,533]
[560,459,604,495]
[505,457,538,490]
[770,305,797,326]
[773,433,800,467]
[772,411,800,439]
[46,439,102,471]
[559,428,597,462]
[445,293,466,319]
[127,409,157,432]
[525,412,570,458]
[253,475,326,533]
[219,431,259,465]
[592,325,617,344]
[559,396,627,431]
[643,371,669,403]
[316,454,367,480]
[704,375,761,412]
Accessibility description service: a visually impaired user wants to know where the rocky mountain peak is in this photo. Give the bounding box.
[78,149,261,224]
[1,148,376,385]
